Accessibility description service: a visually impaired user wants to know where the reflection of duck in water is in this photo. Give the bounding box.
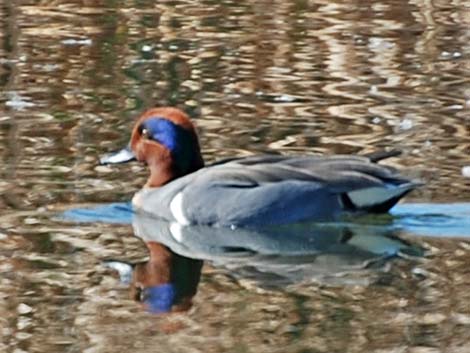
[105,212,421,314]
[127,241,202,314]
[101,107,422,227]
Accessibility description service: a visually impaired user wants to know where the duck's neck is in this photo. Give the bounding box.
[146,162,176,187]
[145,154,204,188]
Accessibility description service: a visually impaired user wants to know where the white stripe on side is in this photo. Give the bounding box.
[169,222,185,243]
[169,192,191,225]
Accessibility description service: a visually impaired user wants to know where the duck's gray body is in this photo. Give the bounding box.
[132,154,420,227]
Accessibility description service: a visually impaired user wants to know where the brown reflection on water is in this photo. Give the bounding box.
[1,0,470,352]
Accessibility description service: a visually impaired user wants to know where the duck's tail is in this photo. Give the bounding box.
[341,181,423,213]
[363,149,402,163]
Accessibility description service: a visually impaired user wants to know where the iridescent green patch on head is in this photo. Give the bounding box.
[138,117,197,174]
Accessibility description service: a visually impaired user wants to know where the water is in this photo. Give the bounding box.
[1,0,470,352]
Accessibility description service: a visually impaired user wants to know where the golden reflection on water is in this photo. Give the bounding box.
[1,0,470,352]
[1,212,470,352]
[0,0,468,209]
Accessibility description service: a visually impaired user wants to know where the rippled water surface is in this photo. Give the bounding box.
[1,1,470,352]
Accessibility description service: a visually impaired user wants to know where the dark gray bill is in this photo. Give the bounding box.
[100,145,136,165]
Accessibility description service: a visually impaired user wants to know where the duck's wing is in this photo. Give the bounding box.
[172,155,419,226]
[208,149,401,167]
[217,154,412,190]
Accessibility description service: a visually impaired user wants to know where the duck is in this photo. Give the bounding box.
[101,107,422,228]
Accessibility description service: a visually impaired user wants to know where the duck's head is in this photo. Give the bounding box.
[101,107,204,187]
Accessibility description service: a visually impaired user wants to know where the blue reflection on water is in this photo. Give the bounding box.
[60,202,470,238]
[390,203,470,237]
[61,202,133,224]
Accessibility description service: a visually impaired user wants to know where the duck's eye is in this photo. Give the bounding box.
[141,128,151,140]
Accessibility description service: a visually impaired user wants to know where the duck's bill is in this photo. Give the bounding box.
[100,145,136,164]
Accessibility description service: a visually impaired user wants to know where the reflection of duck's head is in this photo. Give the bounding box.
[131,241,203,314]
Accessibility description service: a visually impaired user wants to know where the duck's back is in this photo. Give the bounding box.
[133,154,419,227]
